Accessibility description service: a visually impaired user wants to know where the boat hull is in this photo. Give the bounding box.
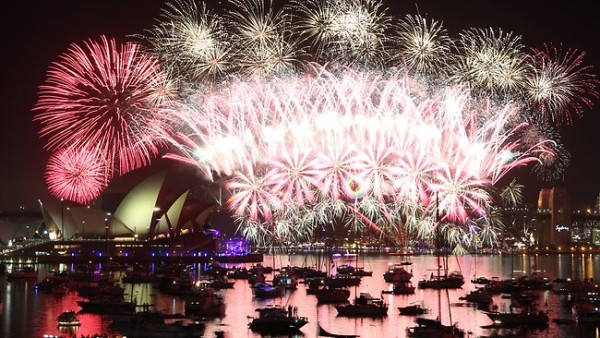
[484,311,549,326]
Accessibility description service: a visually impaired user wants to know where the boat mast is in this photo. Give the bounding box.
[435,192,442,321]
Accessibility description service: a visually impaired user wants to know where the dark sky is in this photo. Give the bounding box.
[1,0,599,213]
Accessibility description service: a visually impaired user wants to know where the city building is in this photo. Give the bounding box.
[535,187,572,248]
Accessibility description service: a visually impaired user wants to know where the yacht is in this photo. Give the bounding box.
[248,305,308,333]
[335,292,388,317]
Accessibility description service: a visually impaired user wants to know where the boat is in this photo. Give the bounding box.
[471,276,493,285]
[315,286,351,303]
[392,281,416,295]
[272,269,299,290]
[226,267,252,279]
[337,264,372,277]
[184,285,226,317]
[317,323,360,337]
[248,305,308,334]
[324,274,361,287]
[56,311,81,326]
[250,282,284,299]
[335,292,388,317]
[483,308,549,326]
[407,195,466,338]
[383,263,413,283]
[418,271,465,289]
[121,265,154,283]
[572,301,600,323]
[76,295,136,314]
[336,264,356,275]
[115,319,205,338]
[351,266,373,277]
[108,308,187,325]
[208,276,235,289]
[399,302,428,316]
[407,317,465,338]
[459,288,493,304]
[6,266,37,279]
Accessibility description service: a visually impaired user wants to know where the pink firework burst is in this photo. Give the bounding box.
[34,35,169,176]
[45,146,110,205]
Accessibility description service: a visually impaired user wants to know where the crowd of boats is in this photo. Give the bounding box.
[4,258,600,337]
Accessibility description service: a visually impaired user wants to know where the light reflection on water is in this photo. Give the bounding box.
[2,253,600,338]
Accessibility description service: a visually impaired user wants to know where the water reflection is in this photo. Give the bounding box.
[2,253,600,337]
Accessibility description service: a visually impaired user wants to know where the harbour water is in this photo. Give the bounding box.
[2,252,600,338]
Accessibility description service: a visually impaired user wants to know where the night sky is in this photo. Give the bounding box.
[1,0,599,213]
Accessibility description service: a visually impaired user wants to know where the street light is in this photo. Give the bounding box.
[60,198,64,240]
[105,213,111,258]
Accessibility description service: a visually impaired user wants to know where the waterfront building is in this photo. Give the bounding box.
[536,187,572,248]
[0,170,263,264]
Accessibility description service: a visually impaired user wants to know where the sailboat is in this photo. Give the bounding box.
[316,288,360,338]
[408,193,465,337]
[350,241,372,277]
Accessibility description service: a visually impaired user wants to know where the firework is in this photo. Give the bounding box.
[152,65,552,247]
[453,27,529,95]
[290,0,391,67]
[139,0,234,82]
[499,178,524,207]
[525,44,599,125]
[390,14,455,77]
[34,35,168,176]
[35,0,599,250]
[45,146,110,205]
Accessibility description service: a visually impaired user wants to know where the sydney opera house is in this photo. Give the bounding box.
[0,168,259,264]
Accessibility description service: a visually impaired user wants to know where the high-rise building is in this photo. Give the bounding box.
[536,187,571,247]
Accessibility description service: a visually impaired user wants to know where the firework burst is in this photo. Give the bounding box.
[35,0,599,249]
[525,44,599,125]
[390,14,455,77]
[45,146,110,205]
[34,35,168,176]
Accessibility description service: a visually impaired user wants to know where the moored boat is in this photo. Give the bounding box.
[483,308,549,326]
[116,319,205,338]
[418,271,465,289]
[407,317,465,338]
[399,302,427,316]
[56,311,81,326]
[383,263,413,283]
[77,295,136,314]
[392,281,416,295]
[251,282,284,299]
[7,266,37,279]
[459,288,493,304]
[315,286,351,303]
[184,285,226,317]
[335,292,388,317]
[248,305,308,334]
